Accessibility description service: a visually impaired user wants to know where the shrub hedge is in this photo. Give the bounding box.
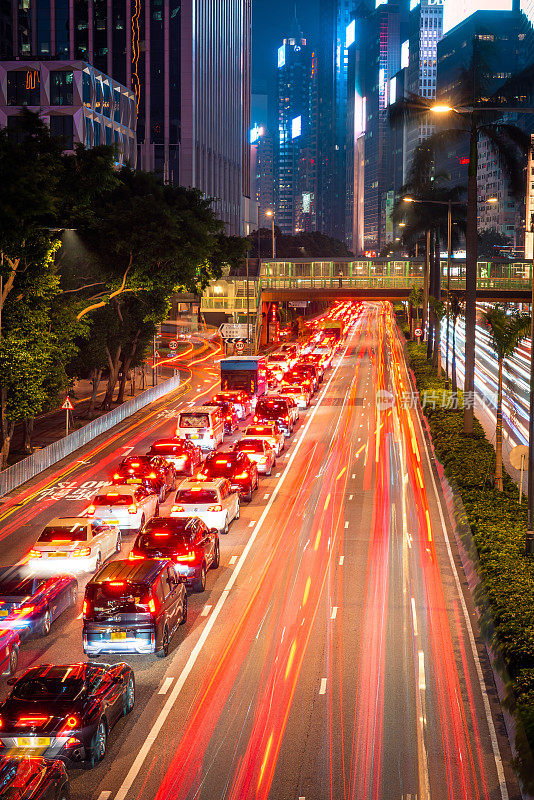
[406,340,534,789]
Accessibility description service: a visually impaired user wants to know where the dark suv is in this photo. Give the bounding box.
[254,397,293,436]
[82,559,186,658]
[198,451,259,502]
[129,517,220,592]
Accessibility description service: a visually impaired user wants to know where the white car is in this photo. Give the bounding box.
[277,385,311,410]
[267,354,291,373]
[28,517,121,574]
[243,423,285,456]
[86,484,159,532]
[234,438,276,475]
[171,478,240,534]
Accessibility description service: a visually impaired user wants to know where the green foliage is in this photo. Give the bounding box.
[483,305,531,362]
[407,341,534,788]
[478,227,512,259]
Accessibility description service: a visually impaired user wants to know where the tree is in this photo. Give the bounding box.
[391,88,529,435]
[247,229,352,262]
[448,291,464,395]
[483,305,530,490]
[408,286,423,336]
[478,227,512,259]
[428,296,446,376]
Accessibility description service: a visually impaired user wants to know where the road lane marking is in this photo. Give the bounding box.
[263,493,270,500]
[200,605,212,617]
[349,494,353,500]
[97,793,111,800]
[76,612,83,620]
[319,678,327,695]
[418,650,426,690]
[248,520,255,527]
[113,335,352,800]
[411,597,418,637]
[339,556,344,565]
[351,473,356,479]
[344,521,349,529]
[158,678,174,695]
[331,606,338,620]
[229,555,237,565]
[413,356,509,800]
[336,466,346,480]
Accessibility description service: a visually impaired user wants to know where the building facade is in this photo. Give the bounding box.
[0,59,136,162]
[251,125,275,214]
[6,0,253,235]
[276,35,318,235]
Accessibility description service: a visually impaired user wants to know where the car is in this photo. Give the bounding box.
[313,345,334,368]
[0,630,20,677]
[287,365,319,393]
[0,662,135,767]
[253,397,294,436]
[301,353,325,380]
[0,756,69,800]
[278,344,299,363]
[83,559,186,656]
[28,518,121,574]
[212,392,252,420]
[196,451,259,502]
[129,517,219,592]
[111,455,175,502]
[204,400,239,434]
[233,438,276,476]
[243,423,285,456]
[171,478,240,534]
[86,485,159,533]
[146,438,203,477]
[277,384,311,410]
[0,567,78,639]
[266,353,291,373]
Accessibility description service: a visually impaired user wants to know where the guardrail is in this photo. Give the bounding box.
[0,374,183,498]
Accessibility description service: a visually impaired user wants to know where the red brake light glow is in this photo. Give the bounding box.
[148,599,156,614]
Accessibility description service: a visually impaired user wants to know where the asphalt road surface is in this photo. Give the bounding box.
[0,304,520,800]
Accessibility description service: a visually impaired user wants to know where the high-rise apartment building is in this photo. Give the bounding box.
[251,124,275,213]
[6,0,252,235]
[276,35,318,234]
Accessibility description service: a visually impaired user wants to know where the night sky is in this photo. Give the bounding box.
[252,0,319,125]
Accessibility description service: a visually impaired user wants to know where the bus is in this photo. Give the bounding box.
[319,319,344,343]
[220,356,267,399]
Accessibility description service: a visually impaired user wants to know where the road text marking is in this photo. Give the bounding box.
[319,678,327,695]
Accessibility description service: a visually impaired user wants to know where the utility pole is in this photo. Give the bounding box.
[246,255,251,355]
[445,199,452,387]
[153,334,157,387]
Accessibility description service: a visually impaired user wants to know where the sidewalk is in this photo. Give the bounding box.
[7,327,211,467]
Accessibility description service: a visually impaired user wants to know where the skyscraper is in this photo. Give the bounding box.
[276,34,318,234]
[7,0,252,235]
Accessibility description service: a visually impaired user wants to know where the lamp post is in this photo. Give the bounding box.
[265,210,276,259]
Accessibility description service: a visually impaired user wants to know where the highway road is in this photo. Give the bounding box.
[0,303,521,800]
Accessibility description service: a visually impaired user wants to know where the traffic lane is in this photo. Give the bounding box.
[93,325,363,800]
[0,356,223,563]
[0,407,309,800]
[390,313,520,800]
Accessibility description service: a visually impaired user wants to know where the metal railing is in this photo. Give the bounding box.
[0,374,183,498]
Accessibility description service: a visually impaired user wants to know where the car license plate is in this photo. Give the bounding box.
[0,610,7,617]
[47,553,64,557]
[111,631,127,640]
[17,737,50,747]
[126,478,142,484]
[189,434,199,439]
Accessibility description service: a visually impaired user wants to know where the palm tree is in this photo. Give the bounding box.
[449,292,464,396]
[428,296,446,377]
[390,73,530,436]
[483,306,531,491]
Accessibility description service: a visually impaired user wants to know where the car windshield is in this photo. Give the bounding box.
[246,426,274,435]
[120,457,150,470]
[0,574,35,597]
[236,440,264,453]
[179,414,210,428]
[38,525,88,542]
[149,442,186,455]
[94,493,133,506]
[87,582,152,618]
[268,356,286,363]
[13,677,85,701]
[139,531,193,550]
[204,456,238,476]
[256,402,287,414]
[175,488,218,504]
[279,387,300,394]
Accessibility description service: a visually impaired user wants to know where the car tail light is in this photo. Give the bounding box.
[16,605,34,615]
[128,552,144,560]
[65,715,79,729]
[16,715,49,727]
[172,505,185,513]
[82,600,89,615]
[0,717,3,730]
[148,599,156,614]
[113,473,121,480]
[28,550,42,559]
[176,551,196,562]
[253,415,258,421]
[259,457,268,464]
[73,547,91,557]
[148,472,157,479]
[86,505,95,515]
[128,504,138,514]
[235,472,248,479]
[65,736,82,748]
[207,505,223,512]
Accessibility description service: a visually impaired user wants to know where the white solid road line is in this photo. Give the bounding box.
[158,678,174,696]
[413,354,509,800]
[113,336,353,800]
[319,678,327,695]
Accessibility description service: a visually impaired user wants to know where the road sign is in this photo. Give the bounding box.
[61,397,74,411]
[414,328,423,337]
[289,300,308,308]
[510,444,528,504]
[219,323,249,340]
[235,340,245,352]
[224,337,251,344]
[168,340,178,350]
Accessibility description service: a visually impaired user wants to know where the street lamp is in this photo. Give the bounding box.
[265,210,276,259]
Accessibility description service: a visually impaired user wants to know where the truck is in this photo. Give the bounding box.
[220,356,267,399]
[319,319,344,343]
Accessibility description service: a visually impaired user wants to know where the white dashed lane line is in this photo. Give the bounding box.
[229,555,238,565]
[339,556,344,566]
[200,605,212,617]
[158,678,174,696]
